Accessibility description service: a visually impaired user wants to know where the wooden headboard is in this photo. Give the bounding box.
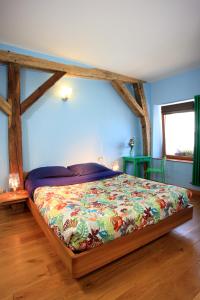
[0,50,150,188]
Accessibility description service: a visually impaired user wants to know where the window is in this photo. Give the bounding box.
[161,101,194,161]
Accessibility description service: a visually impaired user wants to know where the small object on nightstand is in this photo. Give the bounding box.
[112,160,120,171]
[98,156,107,167]
[8,173,20,191]
[128,138,135,156]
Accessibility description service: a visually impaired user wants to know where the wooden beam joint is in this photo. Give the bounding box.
[112,80,144,117]
[0,95,11,116]
[113,80,151,156]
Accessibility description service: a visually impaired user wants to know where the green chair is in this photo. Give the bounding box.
[145,157,166,183]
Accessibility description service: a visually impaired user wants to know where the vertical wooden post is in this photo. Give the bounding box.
[112,80,150,156]
[8,63,23,188]
[133,82,151,156]
[140,117,151,156]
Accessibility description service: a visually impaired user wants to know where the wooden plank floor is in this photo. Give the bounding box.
[0,197,200,300]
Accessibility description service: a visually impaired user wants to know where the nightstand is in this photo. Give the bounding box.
[0,190,29,212]
[122,156,151,179]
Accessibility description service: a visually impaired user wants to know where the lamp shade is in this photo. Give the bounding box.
[112,160,119,171]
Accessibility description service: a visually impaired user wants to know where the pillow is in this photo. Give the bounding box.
[68,163,110,176]
[27,166,74,180]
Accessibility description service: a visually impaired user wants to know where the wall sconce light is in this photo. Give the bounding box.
[112,160,120,171]
[60,86,72,101]
[9,173,20,191]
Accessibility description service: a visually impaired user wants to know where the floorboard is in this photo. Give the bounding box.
[0,197,199,300]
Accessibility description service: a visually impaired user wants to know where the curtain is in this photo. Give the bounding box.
[192,95,200,186]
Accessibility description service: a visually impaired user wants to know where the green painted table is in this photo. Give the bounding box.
[122,156,151,179]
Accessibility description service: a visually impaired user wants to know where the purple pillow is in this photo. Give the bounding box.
[68,163,110,176]
[27,166,74,180]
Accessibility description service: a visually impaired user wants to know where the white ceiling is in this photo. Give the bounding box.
[0,0,200,81]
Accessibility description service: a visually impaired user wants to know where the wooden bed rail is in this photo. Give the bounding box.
[27,197,193,278]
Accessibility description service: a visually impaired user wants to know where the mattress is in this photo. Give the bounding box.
[33,174,190,252]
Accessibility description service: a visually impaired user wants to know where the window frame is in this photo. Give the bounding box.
[161,101,194,162]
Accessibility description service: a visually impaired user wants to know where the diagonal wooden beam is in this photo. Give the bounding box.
[132,83,142,108]
[0,50,145,83]
[21,71,65,114]
[112,80,144,117]
[133,83,149,115]
[0,95,11,116]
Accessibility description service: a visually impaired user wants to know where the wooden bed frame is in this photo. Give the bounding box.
[27,196,193,278]
[0,50,194,278]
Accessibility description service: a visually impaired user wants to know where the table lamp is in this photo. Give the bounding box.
[112,161,119,171]
[9,173,20,191]
[128,138,135,156]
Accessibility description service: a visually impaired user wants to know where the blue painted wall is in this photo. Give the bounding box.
[149,67,200,190]
[0,44,146,190]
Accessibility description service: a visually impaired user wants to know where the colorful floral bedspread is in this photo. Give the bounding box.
[34,174,190,252]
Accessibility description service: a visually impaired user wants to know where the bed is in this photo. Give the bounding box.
[25,163,193,278]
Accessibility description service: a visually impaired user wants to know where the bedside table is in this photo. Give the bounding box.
[0,190,29,210]
[122,156,151,179]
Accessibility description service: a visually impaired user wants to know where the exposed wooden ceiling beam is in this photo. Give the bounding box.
[21,71,65,114]
[0,95,11,116]
[0,50,144,83]
[112,80,144,117]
